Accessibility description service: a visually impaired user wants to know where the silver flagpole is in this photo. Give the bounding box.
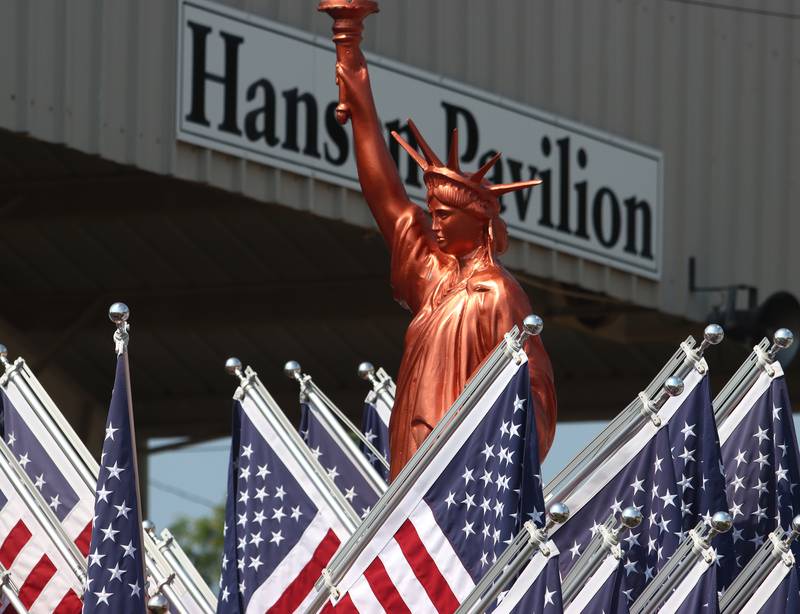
[0,436,88,587]
[225,359,361,532]
[141,539,191,614]
[357,362,396,414]
[561,506,643,606]
[306,316,542,613]
[0,562,29,614]
[630,512,732,614]
[455,502,570,614]
[713,329,793,425]
[142,521,215,614]
[0,338,218,612]
[156,527,219,607]
[544,324,723,504]
[284,361,389,485]
[719,516,800,613]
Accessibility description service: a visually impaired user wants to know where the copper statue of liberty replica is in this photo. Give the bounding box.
[319,0,557,480]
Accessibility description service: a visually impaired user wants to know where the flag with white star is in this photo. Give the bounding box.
[299,401,382,518]
[82,354,146,614]
[0,444,84,612]
[216,396,350,613]
[716,363,800,572]
[493,546,562,614]
[566,552,630,614]
[360,389,391,482]
[1,381,94,556]
[550,368,721,603]
[320,357,546,611]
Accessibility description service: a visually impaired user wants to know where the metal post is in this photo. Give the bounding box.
[631,512,731,613]
[0,436,87,586]
[714,329,794,425]
[719,515,800,613]
[545,325,723,505]
[561,506,643,606]
[285,361,389,485]
[225,359,361,532]
[0,333,218,613]
[358,362,396,417]
[307,320,537,613]
[456,502,569,614]
[144,522,216,614]
[0,563,29,614]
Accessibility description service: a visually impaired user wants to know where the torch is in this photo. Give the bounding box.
[318,0,379,124]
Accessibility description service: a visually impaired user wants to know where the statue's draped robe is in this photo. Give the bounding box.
[388,207,557,481]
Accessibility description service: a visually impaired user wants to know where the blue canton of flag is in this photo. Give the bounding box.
[330,358,545,611]
[495,550,563,614]
[424,363,545,579]
[83,354,147,614]
[300,402,379,518]
[665,375,735,589]
[551,370,730,603]
[217,400,343,614]
[2,391,82,522]
[360,391,390,482]
[717,369,800,571]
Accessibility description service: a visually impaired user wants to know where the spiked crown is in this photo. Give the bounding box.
[392,119,542,218]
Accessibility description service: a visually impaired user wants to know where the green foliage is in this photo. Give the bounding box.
[169,502,226,589]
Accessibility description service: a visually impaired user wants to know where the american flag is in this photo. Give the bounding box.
[216,396,351,614]
[82,354,147,614]
[321,358,545,612]
[564,553,629,614]
[360,389,391,482]
[716,363,800,571]
[493,547,562,614]
[1,385,94,556]
[299,401,381,518]
[550,368,730,602]
[0,454,84,613]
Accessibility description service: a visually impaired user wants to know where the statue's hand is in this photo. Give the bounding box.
[336,61,372,118]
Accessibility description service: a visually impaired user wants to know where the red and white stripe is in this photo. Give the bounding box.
[0,472,83,613]
[318,359,522,613]
[3,385,95,556]
[239,397,353,614]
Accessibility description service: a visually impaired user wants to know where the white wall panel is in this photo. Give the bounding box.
[1,0,798,322]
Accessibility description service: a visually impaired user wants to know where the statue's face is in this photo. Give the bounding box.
[429,198,485,257]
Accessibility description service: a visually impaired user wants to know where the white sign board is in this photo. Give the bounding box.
[177,0,663,278]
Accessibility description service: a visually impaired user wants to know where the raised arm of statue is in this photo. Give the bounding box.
[334,51,417,246]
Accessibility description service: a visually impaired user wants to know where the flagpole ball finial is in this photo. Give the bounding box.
[224,357,243,376]
[774,328,794,349]
[108,302,130,324]
[620,506,643,529]
[147,594,169,614]
[703,323,724,345]
[523,314,544,337]
[0,344,7,364]
[710,511,732,534]
[142,519,156,535]
[284,360,302,380]
[547,501,570,524]
[357,361,375,380]
[664,376,684,397]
